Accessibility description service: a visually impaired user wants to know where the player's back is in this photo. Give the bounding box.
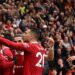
[23,42,45,75]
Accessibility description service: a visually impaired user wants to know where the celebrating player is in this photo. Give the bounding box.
[0,28,54,75]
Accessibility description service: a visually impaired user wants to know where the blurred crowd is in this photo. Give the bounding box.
[0,0,75,75]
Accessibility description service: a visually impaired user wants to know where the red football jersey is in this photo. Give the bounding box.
[14,51,24,75]
[0,37,46,75]
[23,43,45,75]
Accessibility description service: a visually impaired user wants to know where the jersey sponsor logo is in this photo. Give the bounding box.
[35,52,45,67]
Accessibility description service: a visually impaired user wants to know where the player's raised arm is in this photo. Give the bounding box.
[47,47,54,61]
[0,28,40,52]
[0,37,24,51]
[45,37,54,61]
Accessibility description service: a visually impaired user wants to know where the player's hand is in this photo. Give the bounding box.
[47,37,54,48]
[67,56,75,62]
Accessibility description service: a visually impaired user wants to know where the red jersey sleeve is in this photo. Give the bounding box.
[1,60,14,68]
[0,55,13,68]
[0,37,31,52]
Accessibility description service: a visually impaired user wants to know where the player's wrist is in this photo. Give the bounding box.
[47,46,54,50]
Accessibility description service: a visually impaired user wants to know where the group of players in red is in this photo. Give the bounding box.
[0,36,24,75]
[0,28,54,75]
[0,28,75,75]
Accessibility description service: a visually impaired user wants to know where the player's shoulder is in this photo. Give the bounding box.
[35,43,45,51]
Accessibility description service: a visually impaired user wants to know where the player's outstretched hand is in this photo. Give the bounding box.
[67,56,75,62]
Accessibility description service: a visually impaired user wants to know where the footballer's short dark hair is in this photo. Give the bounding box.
[30,29,40,40]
